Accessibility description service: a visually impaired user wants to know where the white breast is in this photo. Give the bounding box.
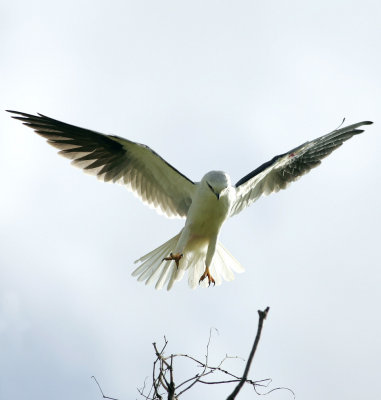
[185,183,234,238]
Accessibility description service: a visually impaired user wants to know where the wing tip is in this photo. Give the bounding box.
[6,109,25,118]
[7,110,49,120]
[6,110,41,122]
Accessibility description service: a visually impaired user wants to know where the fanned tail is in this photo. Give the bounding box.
[132,233,181,290]
[132,234,245,290]
[189,242,245,289]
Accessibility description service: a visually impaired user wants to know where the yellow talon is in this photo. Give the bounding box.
[199,268,215,287]
[162,252,183,268]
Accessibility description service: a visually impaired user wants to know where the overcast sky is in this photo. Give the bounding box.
[1,1,380,399]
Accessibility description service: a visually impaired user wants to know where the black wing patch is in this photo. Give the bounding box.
[235,153,286,187]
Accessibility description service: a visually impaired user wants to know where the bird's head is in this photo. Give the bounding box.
[202,171,231,200]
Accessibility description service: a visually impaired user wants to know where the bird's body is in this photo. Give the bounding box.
[8,110,373,290]
[183,172,234,249]
[133,171,242,289]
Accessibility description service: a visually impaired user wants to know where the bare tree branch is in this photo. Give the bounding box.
[93,305,293,400]
[136,307,285,400]
[226,306,270,400]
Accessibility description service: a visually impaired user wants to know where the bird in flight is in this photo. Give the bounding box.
[8,110,372,290]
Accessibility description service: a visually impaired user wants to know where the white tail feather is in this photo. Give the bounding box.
[132,233,244,290]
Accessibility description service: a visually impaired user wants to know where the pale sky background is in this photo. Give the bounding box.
[1,1,380,399]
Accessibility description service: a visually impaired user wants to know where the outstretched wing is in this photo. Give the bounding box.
[231,120,373,217]
[8,110,196,218]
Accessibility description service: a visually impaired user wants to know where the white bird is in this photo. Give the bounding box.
[8,110,373,290]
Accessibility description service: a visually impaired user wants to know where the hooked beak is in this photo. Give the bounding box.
[207,181,220,200]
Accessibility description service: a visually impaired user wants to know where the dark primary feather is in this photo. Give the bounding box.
[7,110,195,218]
[235,153,286,187]
[231,120,373,216]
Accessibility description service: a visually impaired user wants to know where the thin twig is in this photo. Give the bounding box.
[92,376,119,400]
[137,377,153,400]
[175,355,242,388]
[254,384,295,398]
[176,327,216,396]
[199,379,240,385]
[226,307,270,400]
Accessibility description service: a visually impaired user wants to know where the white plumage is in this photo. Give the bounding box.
[8,110,373,290]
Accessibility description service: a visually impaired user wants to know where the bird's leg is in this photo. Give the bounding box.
[199,239,217,287]
[162,252,183,268]
[199,266,215,287]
